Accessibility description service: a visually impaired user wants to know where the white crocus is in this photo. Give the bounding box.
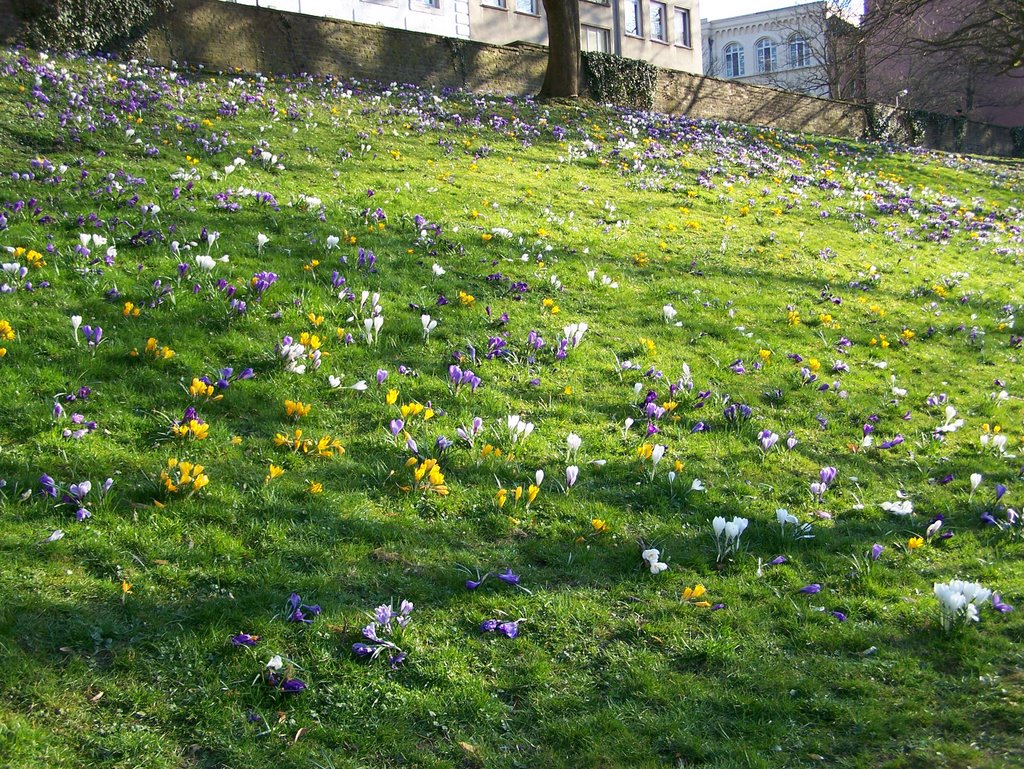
[421,314,437,341]
[881,500,914,516]
[934,580,992,631]
[641,548,668,574]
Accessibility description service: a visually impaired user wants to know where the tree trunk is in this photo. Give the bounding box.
[539,0,581,99]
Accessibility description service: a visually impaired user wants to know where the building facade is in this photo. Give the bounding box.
[469,0,701,74]
[222,0,469,39]
[219,0,702,74]
[701,2,833,97]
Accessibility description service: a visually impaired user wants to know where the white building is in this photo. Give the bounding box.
[218,0,703,75]
[222,0,470,39]
[470,0,702,75]
[702,2,832,96]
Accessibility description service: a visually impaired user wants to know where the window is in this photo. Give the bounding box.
[481,0,506,7]
[755,38,777,73]
[789,35,810,67]
[625,0,642,36]
[515,0,536,13]
[724,43,744,77]
[650,2,667,41]
[583,25,611,53]
[674,8,691,47]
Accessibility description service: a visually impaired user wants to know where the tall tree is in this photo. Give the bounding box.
[538,0,582,99]
[863,0,1023,76]
[860,0,1024,122]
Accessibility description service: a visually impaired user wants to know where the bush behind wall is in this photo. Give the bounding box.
[14,0,172,52]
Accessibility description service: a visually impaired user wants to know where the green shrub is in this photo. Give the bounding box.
[14,0,172,52]
[582,51,657,111]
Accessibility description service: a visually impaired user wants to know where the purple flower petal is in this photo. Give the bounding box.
[280,678,306,693]
[496,568,520,586]
[992,594,1014,613]
[799,584,822,594]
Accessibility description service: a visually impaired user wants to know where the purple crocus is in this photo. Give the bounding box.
[39,473,58,497]
[879,434,905,449]
[819,466,838,486]
[497,620,520,638]
[286,593,321,624]
[758,430,779,451]
[870,543,884,561]
[831,611,847,622]
[767,555,787,566]
[496,568,520,586]
[280,678,307,693]
[799,584,822,594]
[995,484,1007,502]
[480,619,499,633]
[992,594,1014,613]
[231,633,260,646]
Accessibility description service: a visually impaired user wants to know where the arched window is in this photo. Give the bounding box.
[755,37,777,73]
[724,43,744,78]
[789,35,811,68]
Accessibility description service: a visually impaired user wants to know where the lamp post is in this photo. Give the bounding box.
[895,88,908,108]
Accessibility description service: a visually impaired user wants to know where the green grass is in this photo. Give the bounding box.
[0,49,1022,768]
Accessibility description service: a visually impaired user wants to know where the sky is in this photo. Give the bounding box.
[702,0,863,21]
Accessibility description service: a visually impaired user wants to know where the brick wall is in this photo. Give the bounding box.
[0,0,1016,156]
[141,0,548,96]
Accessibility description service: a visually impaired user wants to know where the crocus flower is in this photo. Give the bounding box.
[496,568,520,586]
[280,678,307,693]
[286,593,321,623]
[565,465,579,489]
[759,430,779,451]
[497,620,521,638]
[39,473,58,497]
[231,633,260,646]
[992,593,1014,613]
[870,543,884,561]
[799,584,822,594]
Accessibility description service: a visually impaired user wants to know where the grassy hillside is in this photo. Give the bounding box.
[0,49,1022,768]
